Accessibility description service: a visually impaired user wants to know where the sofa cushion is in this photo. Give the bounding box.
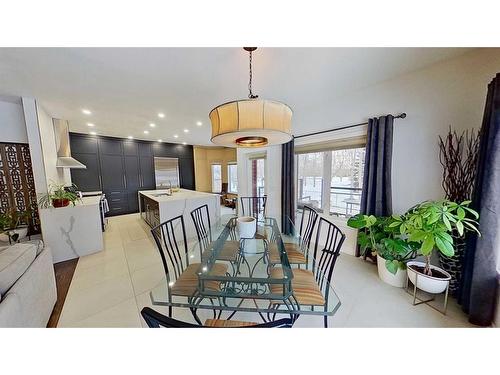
[23,239,45,256]
[0,243,37,295]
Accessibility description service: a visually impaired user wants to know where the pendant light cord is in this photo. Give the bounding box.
[248,50,258,99]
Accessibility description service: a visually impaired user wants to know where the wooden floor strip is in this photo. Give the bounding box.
[46,258,79,328]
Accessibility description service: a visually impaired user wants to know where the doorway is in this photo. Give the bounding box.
[251,158,265,198]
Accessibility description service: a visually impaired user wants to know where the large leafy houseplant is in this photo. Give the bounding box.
[38,182,80,209]
[347,215,418,274]
[389,200,480,277]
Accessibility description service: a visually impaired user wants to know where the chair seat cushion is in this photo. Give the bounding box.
[0,243,38,295]
[204,319,257,327]
[268,243,307,265]
[170,263,228,297]
[270,268,325,306]
[204,241,239,262]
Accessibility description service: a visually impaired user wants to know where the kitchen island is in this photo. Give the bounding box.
[138,189,220,239]
[39,196,104,263]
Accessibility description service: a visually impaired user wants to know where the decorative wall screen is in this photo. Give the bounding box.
[0,142,40,234]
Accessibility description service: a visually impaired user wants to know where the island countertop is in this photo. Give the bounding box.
[138,189,220,237]
[138,189,218,202]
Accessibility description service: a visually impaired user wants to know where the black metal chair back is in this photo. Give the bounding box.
[190,204,212,253]
[151,215,189,295]
[191,204,237,254]
[141,307,293,328]
[311,217,345,296]
[298,205,319,256]
[240,196,267,220]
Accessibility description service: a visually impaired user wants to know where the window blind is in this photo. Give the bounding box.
[294,135,366,155]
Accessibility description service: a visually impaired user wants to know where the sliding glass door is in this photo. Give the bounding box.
[296,147,365,217]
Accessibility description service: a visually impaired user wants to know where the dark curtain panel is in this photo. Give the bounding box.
[459,74,500,326]
[358,115,394,256]
[281,139,295,234]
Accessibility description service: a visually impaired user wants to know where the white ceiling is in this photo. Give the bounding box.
[0,48,472,146]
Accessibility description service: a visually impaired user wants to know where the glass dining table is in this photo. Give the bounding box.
[149,214,341,324]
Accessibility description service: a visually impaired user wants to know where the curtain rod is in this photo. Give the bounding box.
[293,113,407,140]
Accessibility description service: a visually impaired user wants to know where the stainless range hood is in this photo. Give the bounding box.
[53,118,86,169]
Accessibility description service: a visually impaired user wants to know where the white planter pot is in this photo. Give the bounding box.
[377,254,407,288]
[407,261,451,294]
[237,216,256,239]
[0,227,28,243]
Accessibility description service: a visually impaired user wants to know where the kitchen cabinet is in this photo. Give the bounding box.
[70,133,195,217]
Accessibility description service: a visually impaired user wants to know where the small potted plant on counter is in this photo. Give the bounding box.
[347,214,418,287]
[391,200,480,294]
[38,182,80,208]
[0,208,32,243]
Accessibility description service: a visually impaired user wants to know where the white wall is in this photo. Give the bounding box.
[22,98,71,196]
[246,48,500,215]
[313,48,500,213]
[22,97,48,196]
[237,49,500,255]
[0,95,28,143]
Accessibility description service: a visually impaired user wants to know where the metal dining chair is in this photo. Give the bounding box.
[239,196,267,239]
[141,307,294,328]
[269,216,345,327]
[151,214,228,324]
[268,205,319,267]
[190,204,240,265]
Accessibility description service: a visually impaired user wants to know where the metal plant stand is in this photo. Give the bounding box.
[405,273,450,315]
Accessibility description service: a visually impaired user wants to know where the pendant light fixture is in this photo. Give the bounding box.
[209,47,293,148]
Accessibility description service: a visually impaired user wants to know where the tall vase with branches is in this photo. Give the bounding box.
[438,126,480,294]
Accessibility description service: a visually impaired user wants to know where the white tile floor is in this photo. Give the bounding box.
[57,211,474,328]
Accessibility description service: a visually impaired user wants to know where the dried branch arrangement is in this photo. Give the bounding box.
[438,127,481,202]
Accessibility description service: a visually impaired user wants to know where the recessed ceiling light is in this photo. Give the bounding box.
[144,130,149,134]
[158,113,165,118]
[173,134,179,138]
[87,123,95,127]
[82,109,92,115]
[149,123,156,128]
[127,136,134,139]
[183,129,189,133]
[182,142,187,145]
[89,131,97,135]
[157,139,163,142]
[196,121,202,126]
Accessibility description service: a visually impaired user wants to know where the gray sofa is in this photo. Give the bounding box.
[0,240,57,327]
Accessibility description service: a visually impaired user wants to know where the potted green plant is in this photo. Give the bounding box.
[391,200,480,294]
[38,182,80,209]
[0,208,32,243]
[347,215,418,287]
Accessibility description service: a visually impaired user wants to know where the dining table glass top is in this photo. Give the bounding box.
[150,214,341,317]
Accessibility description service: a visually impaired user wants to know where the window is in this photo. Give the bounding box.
[228,163,238,193]
[296,147,365,217]
[297,152,324,209]
[330,147,365,217]
[211,164,222,193]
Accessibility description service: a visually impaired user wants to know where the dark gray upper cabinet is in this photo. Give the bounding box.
[124,155,140,190]
[139,156,155,189]
[70,152,101,191]
[100,155,126,190]
[138,142,152,156]
[99,138,123,155]
[123,140,138,156]
[153,142,193,159]
[179,158,195,190]
[70,135,98,154]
